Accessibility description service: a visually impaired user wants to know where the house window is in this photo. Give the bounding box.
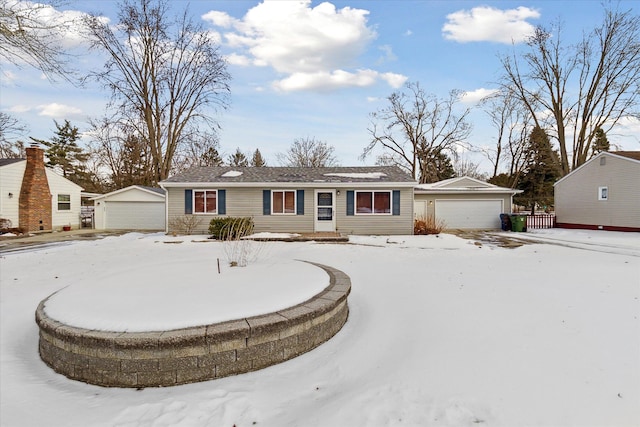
[57,194,71,211]
[355,191,391,214]
[194,190,217,213]
[598,186,608,201]
[272,190,296,214]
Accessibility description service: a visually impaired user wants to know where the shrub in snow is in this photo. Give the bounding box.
[210,217,263,267]
[168,215,203,235]
[414,214,446,235]
[208,217,254,240]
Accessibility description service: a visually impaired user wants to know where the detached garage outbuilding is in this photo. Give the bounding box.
[414,176,522,230]
[92,186,165,231]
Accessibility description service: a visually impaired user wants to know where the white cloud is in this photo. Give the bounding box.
[404,30,413,37]
[379,72,407,89]
[225,53,252,66]
[377,45,397,64]
[2,70,18,84]
[273,69,379,92]
[7,1,104,50]
[460,88,498,104]
[442,6,539,44]
[8,104,31,113]
[202,10,236,28]
[203,0,403,91]
[37,103,83,118]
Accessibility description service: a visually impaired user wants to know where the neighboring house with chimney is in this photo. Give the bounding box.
[0,145,83,232]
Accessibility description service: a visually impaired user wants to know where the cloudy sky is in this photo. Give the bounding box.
[1,0,638,173]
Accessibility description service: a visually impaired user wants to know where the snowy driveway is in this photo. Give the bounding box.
[1,230,639,427]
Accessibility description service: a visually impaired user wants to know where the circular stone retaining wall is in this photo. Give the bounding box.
[36,261,350,388]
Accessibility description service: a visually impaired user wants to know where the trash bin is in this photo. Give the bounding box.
[499,213,512,231]
[510,214,526,232]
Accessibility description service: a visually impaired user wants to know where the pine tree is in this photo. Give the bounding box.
[591,127,610,156]
[250,149,266,167]
[116,134,154,187]
[30,120,96,189]
[418,150,455,183]
[227,147,248,167]
[200,146,223,166]
[516,126,561,214]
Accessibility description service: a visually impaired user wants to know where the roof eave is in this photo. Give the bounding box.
[160,180,416,188]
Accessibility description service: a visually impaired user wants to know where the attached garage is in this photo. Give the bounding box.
[414,177,521,230]
[92,186,165,231]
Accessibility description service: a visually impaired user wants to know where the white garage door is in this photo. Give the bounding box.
[105,201,165,230]
[435,200,502,229]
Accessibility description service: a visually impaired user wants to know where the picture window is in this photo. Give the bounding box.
[355,191,391,215]
[272,190,296,214]
[194,190,217,213]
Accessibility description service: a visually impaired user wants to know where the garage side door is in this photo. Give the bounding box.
[435,200,502,229]
[105,201,165,230]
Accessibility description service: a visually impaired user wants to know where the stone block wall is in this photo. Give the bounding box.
[36,262,351,388]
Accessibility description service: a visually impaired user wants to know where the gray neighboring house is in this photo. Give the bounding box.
[160,166,416,235]
[554,151,640,232]
[91,185,166,231]
[414,176,522,230]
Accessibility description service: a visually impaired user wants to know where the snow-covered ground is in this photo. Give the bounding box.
[1,230,638,427]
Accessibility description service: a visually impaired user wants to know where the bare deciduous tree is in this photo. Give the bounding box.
[0,112,28,158]
[480,88,533,181]
[0,0,77,80]
[277,137,338,167]
[84,0,230,184]
[362,82,471,183]
[499,8,640,175]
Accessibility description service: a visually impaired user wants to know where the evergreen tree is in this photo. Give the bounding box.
[200,146,223,167]
[251,148,266,167]
[488,172,517,189]
[227,147,248,167]
[116,134,154,187]
[31,120,96,189]
[419,150,455,183]
[591,127,610,156]
[515,126,561,214]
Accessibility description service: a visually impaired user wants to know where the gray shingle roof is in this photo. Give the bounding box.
[162,166,415,184]
[0,158,25,167]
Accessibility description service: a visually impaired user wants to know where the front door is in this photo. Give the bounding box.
[315,190,336,232]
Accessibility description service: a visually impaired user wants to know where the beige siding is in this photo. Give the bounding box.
[414,193,513,218]
[335,188,414,235]
[167,186,414,235]
[555,154,640,228]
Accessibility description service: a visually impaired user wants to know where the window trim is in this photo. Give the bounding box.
[193,189,218,214]
[271,190,297,215]
[354,190,392,215]
[57,194,71,211]
[598,186,608,201]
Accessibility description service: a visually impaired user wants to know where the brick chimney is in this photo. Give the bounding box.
[19,144,52,232]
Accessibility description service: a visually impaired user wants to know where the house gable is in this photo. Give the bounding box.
[554,151,640,230]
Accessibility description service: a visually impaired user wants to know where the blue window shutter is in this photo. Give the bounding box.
[392,190,400,215]
[263,190,271,215]
[184,189,192,214]
[346,191,354,216]
[218,190,226,215]
[296,190,304,215]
